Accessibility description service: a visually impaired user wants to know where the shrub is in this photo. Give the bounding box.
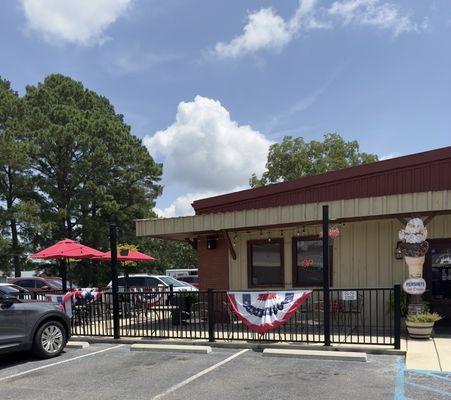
[406,312,442,323]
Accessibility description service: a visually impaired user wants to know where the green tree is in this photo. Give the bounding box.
[250,133,378,187]
[139,238,198,275]
[22,74,163,274]
[0,77,38,276]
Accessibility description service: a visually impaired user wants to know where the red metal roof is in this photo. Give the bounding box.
[193,146,451,215]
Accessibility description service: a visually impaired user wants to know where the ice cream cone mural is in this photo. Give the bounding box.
[398,218,429,314]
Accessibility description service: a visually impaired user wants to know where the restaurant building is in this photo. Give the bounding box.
[136,146,451,322]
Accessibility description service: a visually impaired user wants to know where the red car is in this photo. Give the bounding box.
[7,276,64,292]
[175,275,199,288]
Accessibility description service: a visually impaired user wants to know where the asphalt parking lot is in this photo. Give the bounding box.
[0,343,449,400]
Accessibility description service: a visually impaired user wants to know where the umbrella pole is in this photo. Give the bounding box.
[68,260,73,290]
[124,263,129,291]
[60,259,67,292]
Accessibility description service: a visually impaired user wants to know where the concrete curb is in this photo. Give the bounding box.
[262,348,368,362]
[66,341,90,349]
[74,336,405,356]
[130,343,212,354]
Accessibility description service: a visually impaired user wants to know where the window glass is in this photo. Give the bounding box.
[121,277,147,287]
[0,285,21,295]
[159,276,185,287]
[46,279,63,289]
[35,280,47,288]
[249,241,283,286]
[146,277,160,287]
[14,279,35,288]
[430,245,451,300]
[293,239,330,286]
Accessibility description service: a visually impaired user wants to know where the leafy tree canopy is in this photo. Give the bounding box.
[250,133,378,187]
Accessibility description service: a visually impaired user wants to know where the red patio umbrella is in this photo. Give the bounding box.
[94,250,157,289]
[29,239,104,291]
[94,250,157,262]
[29,238,104,260]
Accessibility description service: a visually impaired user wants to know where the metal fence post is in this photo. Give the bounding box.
[110,224,120,340]
[207,289,215,342]
[394,284,401,350]
[322,205,331,346]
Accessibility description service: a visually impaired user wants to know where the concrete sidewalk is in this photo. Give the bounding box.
[406,335,451,372]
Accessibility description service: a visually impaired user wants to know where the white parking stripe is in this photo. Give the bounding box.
[0,344,124,383]
[151,349,249,400]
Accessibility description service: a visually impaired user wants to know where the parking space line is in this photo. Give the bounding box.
[394,356,405,400]
[0,344,124,383]
[151,349,250,400]
[406,381,451,397]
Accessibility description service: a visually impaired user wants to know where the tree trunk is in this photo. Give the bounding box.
[10,217,20,277]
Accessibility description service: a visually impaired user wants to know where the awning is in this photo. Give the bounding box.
[136,190,451,240]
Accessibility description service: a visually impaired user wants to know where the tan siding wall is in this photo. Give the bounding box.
[136,190,451,237]
[229,215,451,290]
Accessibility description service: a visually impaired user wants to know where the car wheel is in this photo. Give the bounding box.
[32,320,67,358]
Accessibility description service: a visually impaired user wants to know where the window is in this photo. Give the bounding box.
[158,276,185,287]
[119,277,147,287]
[292,238,332,286]
[248,240,284,287]
[146,277,161,287]
[14,279,35,288]
[35,280,47,288]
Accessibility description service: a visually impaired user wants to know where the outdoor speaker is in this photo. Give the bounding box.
[206,236,217,250]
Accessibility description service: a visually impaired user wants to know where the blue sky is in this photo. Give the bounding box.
[1,0,450,217]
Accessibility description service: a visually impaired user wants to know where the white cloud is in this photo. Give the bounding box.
[214,8,293,59]
[112,51,182,74]
[380,152,402,160]
[144,96,271,193]
[20,0,132,46]
[155,188,245,218]
[328,0,422,36]
[214,0,325,59]
[213,0,425,58]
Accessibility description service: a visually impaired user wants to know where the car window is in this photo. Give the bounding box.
[146,277,160,287]
[35,280,47,288]
[46,279,63,289]
[121,277,147,287]
[0,285,21,295]
[158,276,185,287]
[14,279,35,288]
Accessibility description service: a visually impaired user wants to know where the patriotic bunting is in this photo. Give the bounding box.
[227,290,312,335]
[130,287,165,308]
[45,288,103,317]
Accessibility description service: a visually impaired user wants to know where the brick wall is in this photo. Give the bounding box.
[197,235,229,290]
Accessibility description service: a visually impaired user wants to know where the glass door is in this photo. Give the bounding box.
[425,239,451,325]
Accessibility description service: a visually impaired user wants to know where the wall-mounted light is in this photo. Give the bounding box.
[394,240,403,260]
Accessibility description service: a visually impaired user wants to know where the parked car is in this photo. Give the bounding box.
[0,285,71,358]
[0,283,29,297]
[107,274,198,292]
[8,276,65,292]
[176,275,199,288]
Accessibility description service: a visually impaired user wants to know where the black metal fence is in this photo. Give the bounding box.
[22,285,401,348]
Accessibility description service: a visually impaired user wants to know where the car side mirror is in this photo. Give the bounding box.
[0,295,16,307]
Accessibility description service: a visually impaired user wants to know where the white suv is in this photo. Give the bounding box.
[107,274,198,292]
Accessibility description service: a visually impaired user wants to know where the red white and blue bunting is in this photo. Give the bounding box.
[130,287,165,308]
[227,290,312,335]
[44,288,103,317]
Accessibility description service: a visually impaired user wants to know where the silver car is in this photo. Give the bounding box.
[0,284,71,358]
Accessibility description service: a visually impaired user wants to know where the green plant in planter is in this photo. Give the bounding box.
[406,312,442,323]
[386,291,429,317]
[406,312,442,339]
